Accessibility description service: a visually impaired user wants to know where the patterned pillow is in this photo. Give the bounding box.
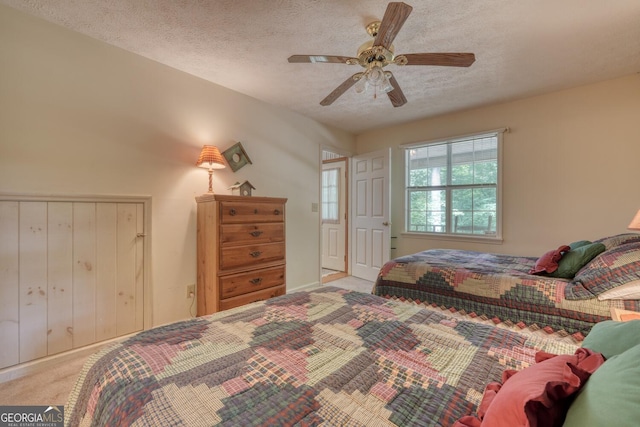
[594,233,640,250]
[566,242,640,299]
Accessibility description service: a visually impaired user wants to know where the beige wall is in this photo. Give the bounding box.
[357,74,640,258]
[0,6,355,326]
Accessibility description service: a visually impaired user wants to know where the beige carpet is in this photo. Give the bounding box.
[0,351,91,406]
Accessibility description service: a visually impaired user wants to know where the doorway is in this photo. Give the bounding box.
[321,150,348,283]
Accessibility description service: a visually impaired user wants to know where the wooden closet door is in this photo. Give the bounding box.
[0,201,19,368]
[19,202,48,363]
[47,202,73,355]
[0,199,146,369]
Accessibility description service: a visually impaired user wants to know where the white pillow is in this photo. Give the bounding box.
[597,280,640,300]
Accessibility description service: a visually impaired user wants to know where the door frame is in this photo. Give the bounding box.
[321,157,349,281]
[318,146,352,285]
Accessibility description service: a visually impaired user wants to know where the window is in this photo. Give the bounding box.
[321,168,340,223]
[405,130,502,237]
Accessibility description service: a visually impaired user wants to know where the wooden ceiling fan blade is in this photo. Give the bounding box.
[320,73,360,106]
[288,55,357,64]
[386,72,407,107]
[374,2,413,50]
[402,53,476,67]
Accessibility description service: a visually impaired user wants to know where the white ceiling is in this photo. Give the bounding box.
[3,0,640,134]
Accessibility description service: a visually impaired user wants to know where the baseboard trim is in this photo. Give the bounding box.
[287,281,321,293]
[0,334,133,384]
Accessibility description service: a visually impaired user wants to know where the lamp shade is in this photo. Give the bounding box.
[628,209,640,230]
[196,145,226,169]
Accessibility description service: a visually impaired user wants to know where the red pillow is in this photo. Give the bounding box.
[529,245,571,274]
[454,347,604,427]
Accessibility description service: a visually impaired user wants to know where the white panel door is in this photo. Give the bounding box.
[321,159,347,272]
[351,149,391,282]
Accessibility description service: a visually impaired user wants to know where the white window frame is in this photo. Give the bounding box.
[401,128,506,242]
[321,167,340,224]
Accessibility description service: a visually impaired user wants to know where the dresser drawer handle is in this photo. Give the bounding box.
[250,231,263,237]
[229,208,237,216]
[250,251,262,258]
[249,278,263,285]
[274,209,281,215]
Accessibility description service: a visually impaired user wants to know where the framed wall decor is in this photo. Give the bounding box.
[222,142,252,172]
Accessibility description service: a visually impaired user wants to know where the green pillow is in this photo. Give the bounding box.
[568,240,591,250]
[582,320,640,359]
[563,343,640,427]
[550,242,606,279]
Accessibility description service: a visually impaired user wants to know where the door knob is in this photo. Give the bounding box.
[382,221,390,226]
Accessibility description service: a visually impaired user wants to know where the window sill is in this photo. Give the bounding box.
[401,232,503,245]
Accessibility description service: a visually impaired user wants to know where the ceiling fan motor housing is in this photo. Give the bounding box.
[356,40,395,68]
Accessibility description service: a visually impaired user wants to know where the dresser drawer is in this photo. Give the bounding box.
[220,201,285,224]
[220,242,285,270]
[219,285,286,311]
[219,266,285,299]
[220,223,284,247]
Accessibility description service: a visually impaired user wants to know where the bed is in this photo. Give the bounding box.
[65,287,583,426]
[373,234,640,341]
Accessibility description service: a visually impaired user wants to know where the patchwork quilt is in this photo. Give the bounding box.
[65,287,578,426]
[373,249,639,341]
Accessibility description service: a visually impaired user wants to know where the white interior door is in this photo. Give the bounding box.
[351,149,391,282]
[321,159,346,272]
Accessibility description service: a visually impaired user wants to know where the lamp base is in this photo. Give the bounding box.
[207,169,214,193]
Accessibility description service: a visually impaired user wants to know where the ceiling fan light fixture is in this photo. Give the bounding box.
[368,65,385,84]
[354,74,368,94]
[381,72,394,93]
[353,64,393,97]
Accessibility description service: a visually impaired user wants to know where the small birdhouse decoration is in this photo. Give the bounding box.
[228,181,255,196]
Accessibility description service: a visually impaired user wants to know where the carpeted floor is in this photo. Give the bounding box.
[0,351,90,406]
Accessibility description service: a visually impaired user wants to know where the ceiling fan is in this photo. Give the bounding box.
[288,2,475,107]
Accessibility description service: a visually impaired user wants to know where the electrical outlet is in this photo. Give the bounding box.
[186,284,195,298]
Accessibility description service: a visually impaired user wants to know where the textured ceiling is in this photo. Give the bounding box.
[2,0,640,134]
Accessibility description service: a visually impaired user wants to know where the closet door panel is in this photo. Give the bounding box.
[134,203,144,331]
[116,203,138,336]
[72,203,97,348]
[47,202,74,355]
[0,201,19,369]
[96,203,117,342]
[19,202,48,363]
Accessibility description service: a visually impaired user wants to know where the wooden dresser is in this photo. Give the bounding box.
[196,194,287,315]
